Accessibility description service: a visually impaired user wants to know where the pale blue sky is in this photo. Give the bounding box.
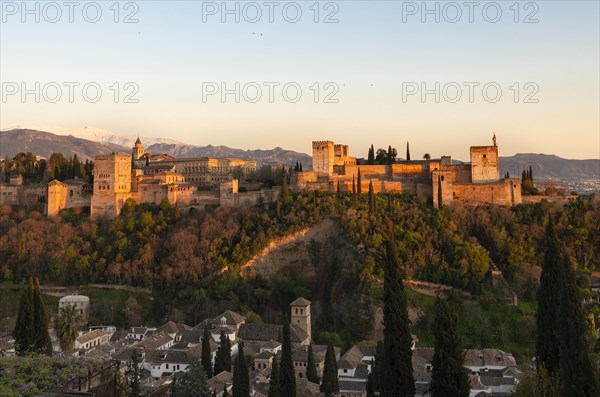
[1,0,599,160]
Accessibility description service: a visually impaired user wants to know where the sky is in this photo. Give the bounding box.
[1,0,599,160]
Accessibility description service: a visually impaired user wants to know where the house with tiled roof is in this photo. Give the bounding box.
[75,329,110,351]
[144,344,203,379]
[208,370,233,396]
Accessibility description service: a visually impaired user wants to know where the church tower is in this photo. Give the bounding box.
[132,136,145,162]
[290,297,311,341]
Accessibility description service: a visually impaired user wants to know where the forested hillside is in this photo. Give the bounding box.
[1,192,598,361]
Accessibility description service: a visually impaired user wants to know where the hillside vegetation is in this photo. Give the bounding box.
[1,192,598,362]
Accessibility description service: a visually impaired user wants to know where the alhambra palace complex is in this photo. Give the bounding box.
[0,136,521,217]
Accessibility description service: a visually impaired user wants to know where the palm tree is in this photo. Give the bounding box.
[54,304,84,355]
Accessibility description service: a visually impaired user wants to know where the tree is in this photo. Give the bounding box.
[320,343,339,397]
[13,277,35,355]
[380,233,415,397]
[368,145,375,165]
[357,169,362,194]
[281,165,289,197]
[233,343,250,397]
[125,349,143,397]
[268,355,280,397]
[214,330,232,375]
[279,317,296,397]
[366,341,383,396]
[536,220,562,378]
[368,181,375,215]
[174,359,212,397]
[201,326,213,379]
[431,296,470,397]
[306,343,319,384]
[55,303,84,355]
[32,277,52,355]
[557,255,600,396]
[386,145,397,164]
[375,148,387,165]
[423,153,431,160]
[406,141,411,161]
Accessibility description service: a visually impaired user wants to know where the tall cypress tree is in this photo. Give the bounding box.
[13,277,35,355]
[368,181,375,215]
[268,354,280,397]
[233,343,250,397]
[368,145,375,165]
[352,175,357,207]
[558,257,600,396]
[214,331,232,375]
[281,165,289,197]
[357,169,362,194]
[431,296,470,397]
[32,277,52,355]
[306,343,319,384]
[380,234,415,397]
[320,343,339,397]
[279,317,296,397]
[536,220,562,377]
[202,326,213,379]
[406,142,411,161]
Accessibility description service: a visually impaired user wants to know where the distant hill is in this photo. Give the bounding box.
[0,128,312,167]
[0,129,128,160]
[499,153,599,181]
[145,142,312,167]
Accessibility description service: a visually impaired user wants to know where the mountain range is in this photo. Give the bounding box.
[1,128,598,182]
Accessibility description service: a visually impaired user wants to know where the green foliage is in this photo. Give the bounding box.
[431,297,470,397]
[13,277,35,355]
[174,359,212,397]
[54,303,83,355]
[320,343,339,397]
[536,221,562,377]
[0,354,104,396]
[267,355,280,397]
[125,349,143,397]
[306,343,319,384]
[514,366,558,397]
[232,343,249,397]
[279,317,296,397]
[380,234,415,397]
[214,331,232,375]
[32,278,52,355]
[201,326,213,379]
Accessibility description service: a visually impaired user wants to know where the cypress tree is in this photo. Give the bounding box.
[233,343,250,397]
[380,234,415,397]
[431,296,470,397]
[174,359,212,397]
[306,343,319,384]
[202,326,213,379]
[268,354,280,397]
[223,388,230,397]
[368,145,375,165]
[558,257,600,396]
[536,220,562,377]
[214,330,232,375]
[337,180,341,197]
[126,349,143,397]
[13,277,35,355]
[357,169,362,194]
[299,163,302,172]
[32,277,52,355]
[279,317,296,397]
[368,181,375,215]
[352,175,357,207]
[406,141,411,161]
[320,343,339,397]
[281,165,289,197]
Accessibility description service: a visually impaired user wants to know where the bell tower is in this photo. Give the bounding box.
[290,297,311,341]
[132,136,145,161]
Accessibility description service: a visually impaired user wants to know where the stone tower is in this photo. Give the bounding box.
[312,141,335,177]
[90,153,132,218]
[132,137,145,161]
[290,297,311,341]
[470,145,500,183]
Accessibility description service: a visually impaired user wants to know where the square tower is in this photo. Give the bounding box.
[470,146,500,182]
[290,297,311,341]
[91,153,132,218]
[312,141,335,177]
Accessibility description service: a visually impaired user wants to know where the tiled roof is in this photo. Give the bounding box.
[135,331,173,350]
[339,379,367,392]
[464,349,517,368]
[290,297,311,307]
[339,346,364,369]
[76,329,108,344]
[212,310,246,326]
[238,323,308,343]
[156,321,191,335]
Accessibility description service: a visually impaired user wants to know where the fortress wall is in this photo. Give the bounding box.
[452,178,521,206]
